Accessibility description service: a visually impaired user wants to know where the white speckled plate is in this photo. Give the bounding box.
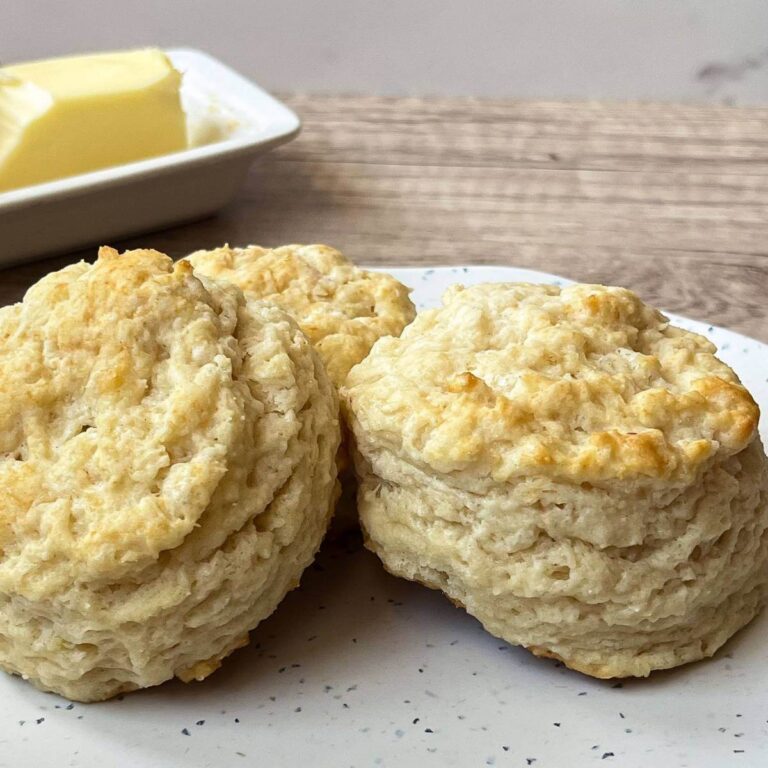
[2,266,767,768]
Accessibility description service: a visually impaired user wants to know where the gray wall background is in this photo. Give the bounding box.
[4,0,768,103]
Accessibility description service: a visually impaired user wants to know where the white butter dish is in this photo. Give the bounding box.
[0,48,300,267]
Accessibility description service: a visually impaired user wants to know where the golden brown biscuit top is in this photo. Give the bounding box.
[0,246,336,598]
[185,244,415,387]
[342,283,759,486]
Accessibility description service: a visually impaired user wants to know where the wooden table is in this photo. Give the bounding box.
[2,95,767,342]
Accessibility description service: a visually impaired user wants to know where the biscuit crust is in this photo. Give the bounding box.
[186,244,416,389]
[343,282,768,677]
[0,247,340,701]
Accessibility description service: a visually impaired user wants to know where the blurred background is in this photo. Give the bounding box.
[4,0,768,104]
[2,0,767,343]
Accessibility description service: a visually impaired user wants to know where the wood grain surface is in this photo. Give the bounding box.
[1,95,767,341]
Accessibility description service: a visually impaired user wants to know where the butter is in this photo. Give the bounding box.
[0,49,187,192]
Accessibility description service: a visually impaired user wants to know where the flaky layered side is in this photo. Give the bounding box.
[343,282,768,677]
[0,247,340,701]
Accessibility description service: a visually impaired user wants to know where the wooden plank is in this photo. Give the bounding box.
[1,95,766,341]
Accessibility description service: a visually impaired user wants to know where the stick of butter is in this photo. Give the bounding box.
[0,49,187,193]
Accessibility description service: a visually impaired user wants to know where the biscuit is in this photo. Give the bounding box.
[0,247,340,701]
[185,244,416,389]
[342,282,768,677]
